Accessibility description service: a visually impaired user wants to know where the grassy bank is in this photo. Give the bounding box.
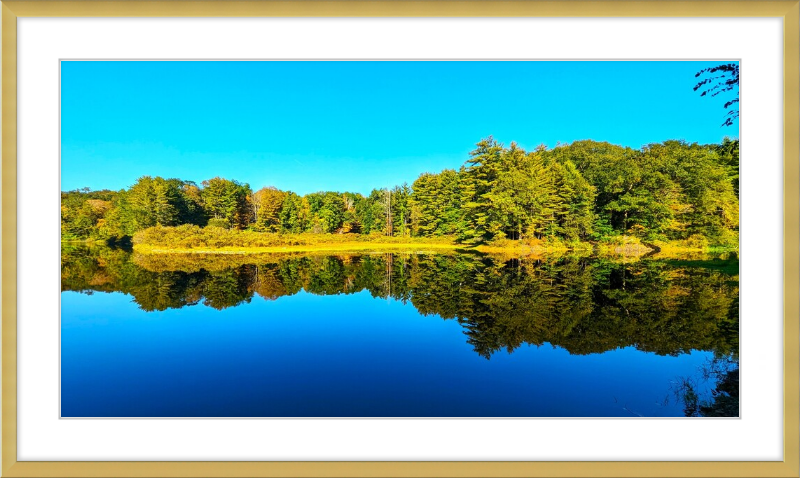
[133,242,466,255]
[120,225,738,257]
[129,225,583,255]
[61,237,108,245]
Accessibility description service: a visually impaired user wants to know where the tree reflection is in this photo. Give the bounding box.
[672,355,739,417]
[62,245,739,359]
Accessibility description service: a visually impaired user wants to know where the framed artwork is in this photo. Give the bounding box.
[3,1,798,477]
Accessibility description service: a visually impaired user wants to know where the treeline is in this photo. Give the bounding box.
[62,137,739,246]
[62,245,739,359]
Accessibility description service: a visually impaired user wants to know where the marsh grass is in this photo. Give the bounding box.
[130,225,738,258]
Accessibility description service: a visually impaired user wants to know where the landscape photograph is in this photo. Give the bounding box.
[61,60,739,417]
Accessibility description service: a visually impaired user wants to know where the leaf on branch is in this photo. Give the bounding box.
[695,63,739,127]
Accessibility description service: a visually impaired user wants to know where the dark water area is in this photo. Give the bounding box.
[60,245,739,417]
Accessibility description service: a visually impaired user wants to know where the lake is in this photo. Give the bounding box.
[60,245,739,417]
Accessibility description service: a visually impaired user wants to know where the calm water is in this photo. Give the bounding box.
[61,246,739,417]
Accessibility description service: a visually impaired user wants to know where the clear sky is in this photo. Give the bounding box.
[61,61,739,195]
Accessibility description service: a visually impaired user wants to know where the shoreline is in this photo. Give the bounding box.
[129,241,737,257]
[132,242,468,255]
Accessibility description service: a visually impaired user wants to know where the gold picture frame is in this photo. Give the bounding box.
[3,1,798,476]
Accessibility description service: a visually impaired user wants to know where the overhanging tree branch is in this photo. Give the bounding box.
[694,63,740,127]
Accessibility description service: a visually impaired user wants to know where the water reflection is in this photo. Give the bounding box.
[62,245,739,360]
[672,355,740,417]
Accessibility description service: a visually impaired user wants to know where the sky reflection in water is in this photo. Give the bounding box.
[60,248,738,417]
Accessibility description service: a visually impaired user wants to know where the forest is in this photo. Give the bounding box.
[61,137,740,250]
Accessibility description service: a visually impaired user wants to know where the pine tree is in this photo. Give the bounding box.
[461,137,505,242]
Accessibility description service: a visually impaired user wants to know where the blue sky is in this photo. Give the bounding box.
[61,61,739,195]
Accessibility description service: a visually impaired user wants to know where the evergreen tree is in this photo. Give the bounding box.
[460,137,505,242]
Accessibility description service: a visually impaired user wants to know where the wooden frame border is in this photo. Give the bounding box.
[2,1,798,477]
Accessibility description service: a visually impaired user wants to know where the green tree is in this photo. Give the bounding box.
[550,159,596,240]
[60,189,119,240]
[460,137,505,242]
[490,143,558,240]
[713,137,739,197]
[390,183,412,237]
[651,141,739,244]
[356,189,388,234]
[306,191,346,233]
[121,176,187,232]
[201,177,251,229]
[409,169,464,237]
[546,141,678,239]
[279,192,310,233]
